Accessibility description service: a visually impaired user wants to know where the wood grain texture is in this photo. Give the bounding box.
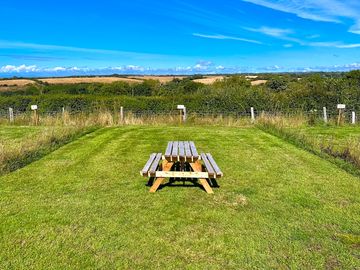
[140,153,157,176]
[149,160,174,193]
[206,153,223,177]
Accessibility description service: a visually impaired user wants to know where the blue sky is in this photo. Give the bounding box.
[1,0,360,76]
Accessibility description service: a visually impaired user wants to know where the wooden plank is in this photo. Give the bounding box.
[148,153,162,177]
[149,178,164,193]
[149,161,174,193]
[155,171,209,178]
[199,179,214,194]
[178,141,185,160]
[206,153,223,177]
[140,153,156,176]
[171,141,179,161]
[184,141,192,161]
[189,141,199,161]
[190,161,214,194]
[200,153,215,178]
[164,141,173,161]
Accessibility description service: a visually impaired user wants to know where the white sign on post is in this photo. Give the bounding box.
[31,105,38,110]
[337,104,346,109]
[177,105,185,110]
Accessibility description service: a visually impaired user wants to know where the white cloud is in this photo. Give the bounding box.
[0,64,39,73]
[242,0,360,34]
[244,26,293,37]
[0,40,166,59]
[243,25,360,49]
[308,41,360,48]
[336,43,360,48]
[244,25,304,44]
[349,21,360,34]
[306,34,320,39]
[51,67,66,72]
[1,62,360,76]
[193,33,263,44]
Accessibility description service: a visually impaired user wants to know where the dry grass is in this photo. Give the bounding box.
[0,79,35,86]
[0,111,254,127]
[257,112,308,128]
[39,76,142,84]
[193,76,226,84]
[0,79,36,92]
[251,79,267,85]
[0,125,92,175]
[129,76,186,83]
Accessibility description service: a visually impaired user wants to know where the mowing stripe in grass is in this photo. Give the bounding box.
[0,126,99,176]
[257,124,360,178]
[0,126,359,268]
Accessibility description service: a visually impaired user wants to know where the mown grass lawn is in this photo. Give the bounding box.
[0,126,359,269]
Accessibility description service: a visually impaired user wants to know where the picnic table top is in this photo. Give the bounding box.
[164,141,199,162]
[141,141,223,193]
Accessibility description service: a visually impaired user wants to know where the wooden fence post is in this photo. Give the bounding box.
[120,106,124,123]
[9,108,14,123]
[31,105,39,126]
[337,104,345,126]
[250,107,255,123]
[352,111,356,124]
[323,107,327,123]
[34,110,38,126]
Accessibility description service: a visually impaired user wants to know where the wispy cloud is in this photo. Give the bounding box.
[244,25,360,49]
[0,54,65,61]
[0,40,165,59]
[308,41,360,48]
[244,26,293,37]
[193,33,263,44]
[242,0,360,34]
[243,26,302,44]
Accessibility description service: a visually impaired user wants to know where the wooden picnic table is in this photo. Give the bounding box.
[140,141,223,194]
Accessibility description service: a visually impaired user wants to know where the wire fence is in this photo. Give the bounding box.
[0,106,358,125]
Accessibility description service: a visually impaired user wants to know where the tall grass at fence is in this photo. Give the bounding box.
[256,113,360,176]
[0,126,96,175]
[0,110,254,127]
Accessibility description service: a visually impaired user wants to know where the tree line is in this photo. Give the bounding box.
[0,71,359,112]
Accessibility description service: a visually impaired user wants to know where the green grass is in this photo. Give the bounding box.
[288,125,360,148]
[0,125,97,175]
[0,126,45,144]
[0,126,359,269]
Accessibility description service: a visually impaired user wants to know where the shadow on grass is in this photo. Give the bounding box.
[146,177,220,193]
[145,160,220,192]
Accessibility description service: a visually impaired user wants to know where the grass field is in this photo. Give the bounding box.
[0,126,44,143]
[288,125,360,148]
[0,76,267,91]
[38,77,143,84]
[0,125,359,269]
[0,125,94,175]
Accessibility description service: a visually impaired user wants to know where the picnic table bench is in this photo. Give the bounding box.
[140,141,223,194]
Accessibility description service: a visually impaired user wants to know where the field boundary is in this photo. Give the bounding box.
[257,124,360,178]
[0,127,99,176]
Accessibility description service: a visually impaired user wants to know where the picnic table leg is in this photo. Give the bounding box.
[149,160,173,193]
[190,161,214,194]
